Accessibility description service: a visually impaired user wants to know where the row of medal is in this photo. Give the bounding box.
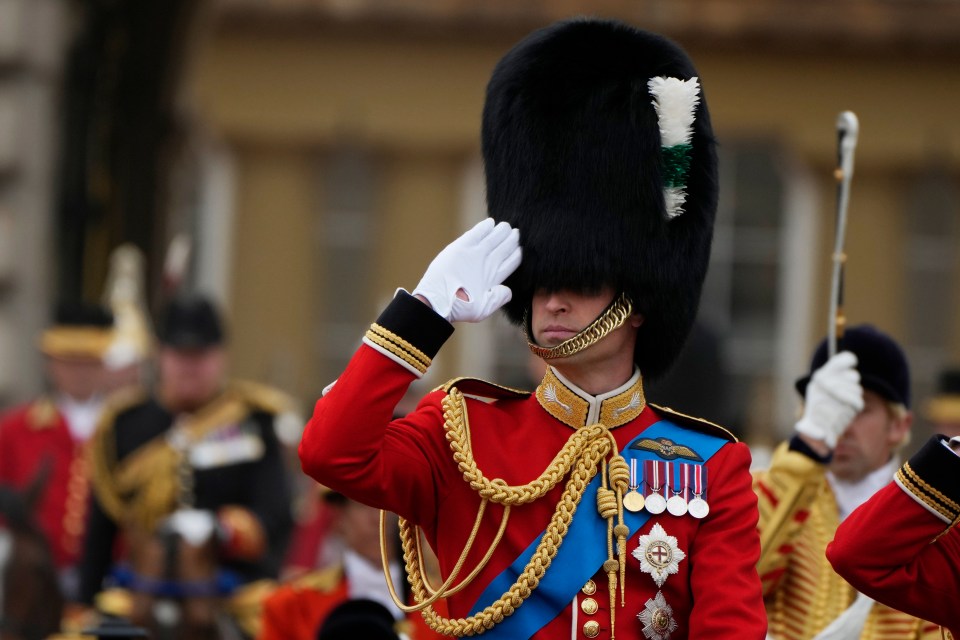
[622,459,710,519]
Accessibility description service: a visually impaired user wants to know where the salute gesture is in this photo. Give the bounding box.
[413,218,521,323]
[795,351,864,450]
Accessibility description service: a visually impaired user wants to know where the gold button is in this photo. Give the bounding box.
[581,579,597,595]
[582,620,600,638]
[581,597,598,615]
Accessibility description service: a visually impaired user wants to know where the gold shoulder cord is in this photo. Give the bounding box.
[380,388,632,637]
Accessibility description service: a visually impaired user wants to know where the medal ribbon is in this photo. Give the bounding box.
[645,460,669,500]
[679,463,691,501]
[468,420,730,640]
[670,461,683,498]
[693,463,707,499]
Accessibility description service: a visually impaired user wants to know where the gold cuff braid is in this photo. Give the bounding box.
[524,293,633,360]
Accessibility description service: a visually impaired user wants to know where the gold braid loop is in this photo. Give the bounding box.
[382,387,636,636]
[525,293,633,360]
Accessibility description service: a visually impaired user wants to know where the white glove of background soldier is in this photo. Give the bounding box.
[795,351,864,450]
[413,218,522,323]
[160,508,218,546]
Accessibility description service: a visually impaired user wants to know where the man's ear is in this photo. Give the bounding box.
[630,313,645,329]
[890,410,913,448]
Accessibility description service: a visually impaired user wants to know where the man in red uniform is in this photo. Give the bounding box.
[300,18,765,640]
[0,301,114,600]
[827,435,960,639]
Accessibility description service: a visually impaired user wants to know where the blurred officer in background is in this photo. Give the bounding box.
[76,295,294,639]
[754,325,941,639]
[0,301,114,600]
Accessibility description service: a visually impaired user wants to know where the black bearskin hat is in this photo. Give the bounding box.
[483,18,717,379]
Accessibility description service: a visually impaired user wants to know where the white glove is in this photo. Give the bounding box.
[795,351,864,449]
[161,508,218,546]
[412,218,522,323]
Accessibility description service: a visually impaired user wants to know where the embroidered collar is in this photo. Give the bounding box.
[535,366,646,429]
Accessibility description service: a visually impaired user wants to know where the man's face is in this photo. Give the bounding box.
[831,389,912,482]
[158,345,226,412]
[46,355,106,401]
[530,287,642,367]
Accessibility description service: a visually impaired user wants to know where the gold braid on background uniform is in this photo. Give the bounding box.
[524,293,633,360]
[380,387,632,637]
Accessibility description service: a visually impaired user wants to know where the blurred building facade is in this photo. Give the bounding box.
[4,0,960,446]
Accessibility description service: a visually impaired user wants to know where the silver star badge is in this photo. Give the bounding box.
[632,522,686,588]
[638,591,677,640]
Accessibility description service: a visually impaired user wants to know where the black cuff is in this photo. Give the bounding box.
[902,435,960,511]
[788,434,833,464]
[372,290,454,361]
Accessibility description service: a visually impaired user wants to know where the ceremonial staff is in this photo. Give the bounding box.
[828,111,860,357]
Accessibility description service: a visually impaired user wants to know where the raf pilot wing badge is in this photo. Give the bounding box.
[629,437,703,462]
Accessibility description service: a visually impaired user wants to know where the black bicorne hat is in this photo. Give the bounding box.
[483,18,717,379]
[795,324,911,409]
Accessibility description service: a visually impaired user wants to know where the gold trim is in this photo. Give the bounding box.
[524,293,633,360]
[364,328,429,374]
[599,382,646,427]
[369,324,431,368]
[26,397,59,429]
[535,367,645,430]
[896,464,959,522]
[536,370,589,428]
[650,404,739,443]
[40,327,113,359]
[436,377,529,397]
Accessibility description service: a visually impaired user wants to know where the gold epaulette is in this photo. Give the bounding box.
[289,564,345,593]
[230,380,296,414]
[436,377,531,401]
[26,396,59,429]
[650,403,738,443]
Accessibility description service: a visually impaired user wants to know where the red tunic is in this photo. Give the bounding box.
[827,436,960,639]
[298,292,766,640]
[0,398,90,568]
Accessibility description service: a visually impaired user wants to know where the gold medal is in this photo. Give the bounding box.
[624,458,645,512]
[624,490,646,512]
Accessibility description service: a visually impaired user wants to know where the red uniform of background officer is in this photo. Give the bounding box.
[0,301,114,600]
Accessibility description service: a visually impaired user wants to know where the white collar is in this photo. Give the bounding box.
[828,456,899,521]
[56,393,104,442]
[343,549,404,620]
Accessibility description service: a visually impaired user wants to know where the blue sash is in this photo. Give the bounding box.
[467,420,728,640]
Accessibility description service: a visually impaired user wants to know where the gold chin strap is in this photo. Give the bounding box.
[381,388,631,638]
[524,293,633,360]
